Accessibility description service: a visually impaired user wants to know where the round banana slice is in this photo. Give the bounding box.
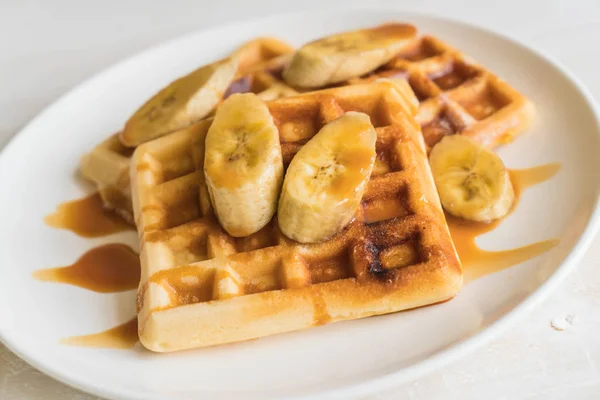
[429,135,515,222]
[121,56,238,147]
[283,23,417,88]
[204,93,283,237]
[278,111,377,243]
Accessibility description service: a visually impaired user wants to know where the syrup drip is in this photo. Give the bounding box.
[33,243,140,348]
[45,193,134,237]
[33,244,140,293]
[61,317,138,349]
[448,162,562,282]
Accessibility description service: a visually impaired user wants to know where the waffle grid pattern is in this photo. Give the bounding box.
[349,35,534,149]
[132,82,462,351]
[80,38,296,216]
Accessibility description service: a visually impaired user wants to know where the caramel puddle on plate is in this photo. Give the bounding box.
[33,243,140,293]
[61,317,138,349]
[447,162,562,283]
[45,192,134,237]
[32,244,141,348]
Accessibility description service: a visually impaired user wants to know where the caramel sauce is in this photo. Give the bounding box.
[42,194,139,349]
[330,146,375,199]
[61,317,138,349]
[511,162,562,191]
[98,188,133,220]
[33,244,140,292]
[45,193,134,237]
[448,162,562,282]
[319,117,378,199]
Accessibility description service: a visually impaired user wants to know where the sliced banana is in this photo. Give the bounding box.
[204,93,283,237]
[121,56,238,147]
[429,135,514,222]
[283,23,417,88]
[278,112,377,243]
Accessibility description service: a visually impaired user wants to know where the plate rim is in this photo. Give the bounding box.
[1,7,600,400]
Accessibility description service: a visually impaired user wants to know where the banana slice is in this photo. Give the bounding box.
[278,112,377,243]
[283,23,417,88]
[121,56,238,147]
[204,93,283,237]
[429,135,514,222]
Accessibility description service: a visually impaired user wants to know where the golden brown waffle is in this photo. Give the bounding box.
[131,81,462,352]
[80,37,295,217]
[79,133,135,223]
[348,35,534,149]
[226,37,298,101]
[223,33,534,150]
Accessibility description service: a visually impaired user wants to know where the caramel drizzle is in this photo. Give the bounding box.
[33,244,140,293]
[448,162,562,282]
[45,192,134,237]
[61,317,138,349]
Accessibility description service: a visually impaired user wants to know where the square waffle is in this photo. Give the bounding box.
[131,81,462,352]
[348,35,534,149]
[79,37,295,219]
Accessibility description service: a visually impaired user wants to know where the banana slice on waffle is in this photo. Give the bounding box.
[121,56,238,147]
[278,111,377,243]
[429,135,514,222]
[283,23,417,88]
[204,93,284,237]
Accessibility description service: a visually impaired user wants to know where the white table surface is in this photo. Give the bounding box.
[2,0,600,399]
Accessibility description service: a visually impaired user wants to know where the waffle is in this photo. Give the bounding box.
[226,37,298,101]
[131,81,462,352]
[348,35,534,149]
[80,37,295,218]
[227,32,534,149]
[79,133,135,223]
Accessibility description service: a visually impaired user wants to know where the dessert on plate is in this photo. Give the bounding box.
[80,37,295,222]
[77,22,533,352]
[132,81,462,351]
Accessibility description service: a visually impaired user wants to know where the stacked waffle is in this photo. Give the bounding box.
[80,23,533,352]
[80,37,296,222]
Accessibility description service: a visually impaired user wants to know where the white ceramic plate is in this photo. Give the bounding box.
[1,9,600,400]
